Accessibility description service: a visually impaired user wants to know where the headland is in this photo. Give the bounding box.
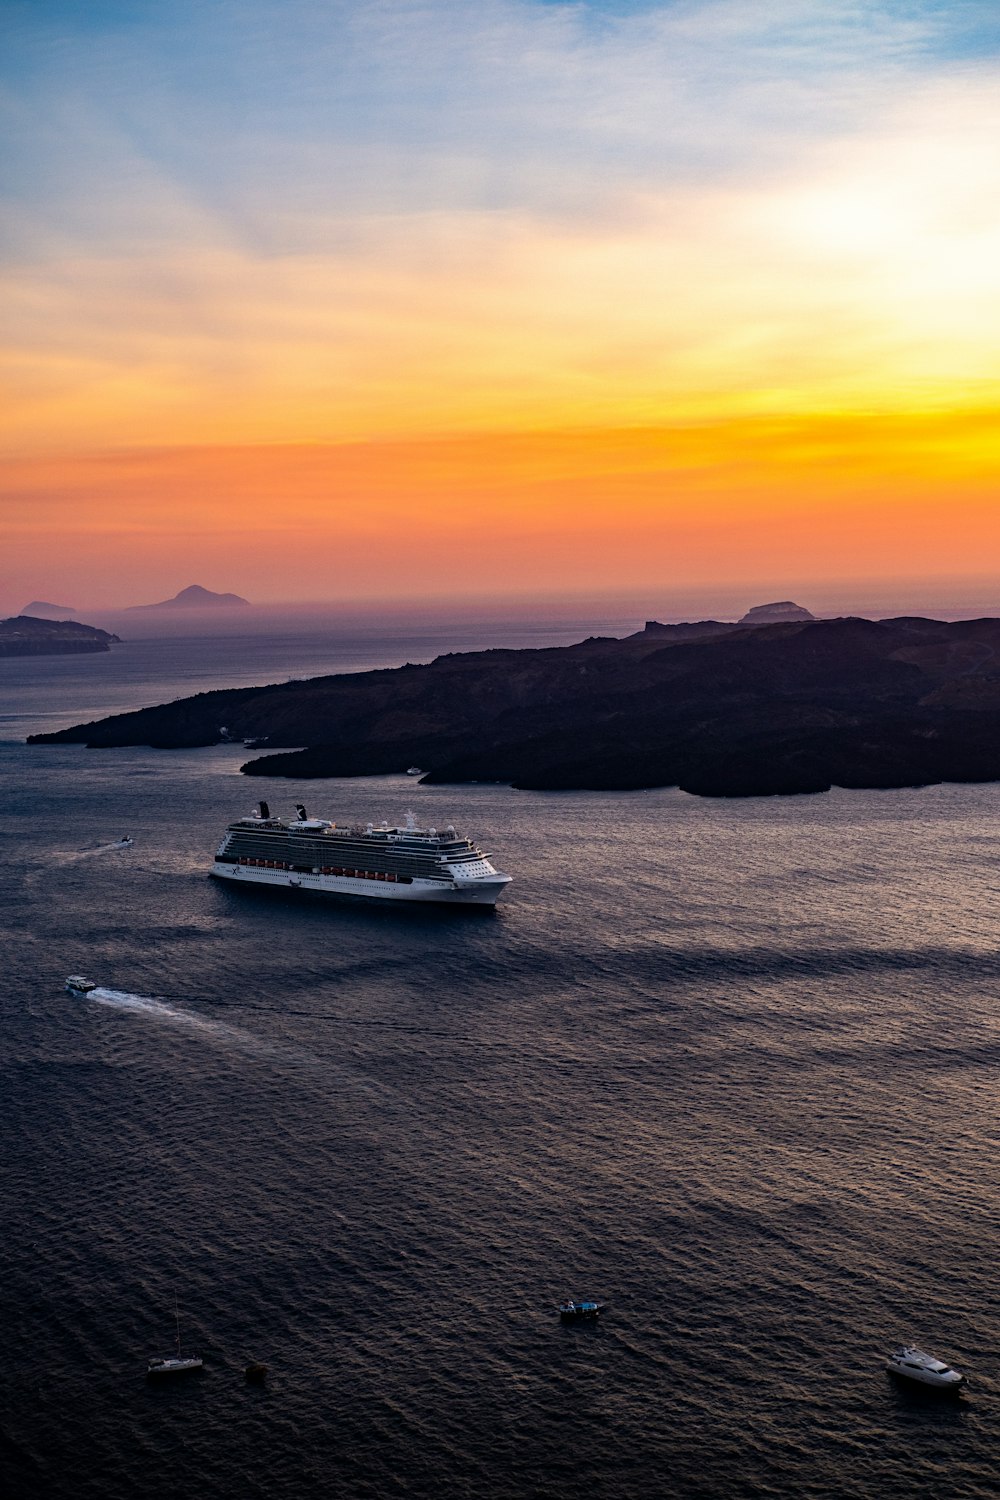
[26,614,1000,797]
[1,616,121,657]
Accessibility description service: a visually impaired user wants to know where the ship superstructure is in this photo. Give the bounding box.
[213,803,511,906]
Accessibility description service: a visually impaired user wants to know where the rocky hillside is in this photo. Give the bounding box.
[27,615,1000,797]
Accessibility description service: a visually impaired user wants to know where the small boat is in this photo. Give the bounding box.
[65,976,98,995]
[147,1298,203,1378]
[113,836,133,848]
[147,1354,204,1377]
[886,1345,965,1391]
[558,1299,606,1321]
[406,766,424,776]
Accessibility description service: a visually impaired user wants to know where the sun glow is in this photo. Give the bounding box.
[3,2,1000,610]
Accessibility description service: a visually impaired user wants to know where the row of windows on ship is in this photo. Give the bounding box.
[226,842,443,870]
[230,856,416,882]
[226,837,478,864]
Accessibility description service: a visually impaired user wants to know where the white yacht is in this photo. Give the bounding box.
[212,803,512,906]
[65,976,98,995]
[885,1346,965,1390]
[148,1300,203,1378]
[147,1354,204,1377]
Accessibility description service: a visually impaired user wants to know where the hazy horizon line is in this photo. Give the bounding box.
[7,572,1000,633]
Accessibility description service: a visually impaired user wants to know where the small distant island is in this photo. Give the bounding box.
[126,584,250,611]
[21,600,78,620]
[26,613,1000,797]
[2,616,121,657]
[739,600,815,625]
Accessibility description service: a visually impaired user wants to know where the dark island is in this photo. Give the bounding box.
[26,614,1000,797]
[1,615,121,657]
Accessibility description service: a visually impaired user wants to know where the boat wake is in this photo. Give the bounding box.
[23,839,134,886]
[66,838,134,861]
[82,988,389,1101]
[89,987,314,1061]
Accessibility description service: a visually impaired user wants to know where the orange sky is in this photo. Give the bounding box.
[5,411,999,607]
[3,2,1000,613]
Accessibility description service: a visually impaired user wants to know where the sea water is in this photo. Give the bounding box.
[3,624,1000,1499]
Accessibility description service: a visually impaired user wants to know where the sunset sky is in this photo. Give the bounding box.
[3,0,1000,611]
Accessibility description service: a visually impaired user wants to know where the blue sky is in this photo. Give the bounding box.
[1,0,988,264]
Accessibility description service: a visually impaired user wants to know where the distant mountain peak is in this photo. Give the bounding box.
[126,584,251,611]
[21,600,78,620]
[739,601,815,625]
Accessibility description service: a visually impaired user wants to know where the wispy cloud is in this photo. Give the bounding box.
[0,1,976,250]
[3,2,1000,602]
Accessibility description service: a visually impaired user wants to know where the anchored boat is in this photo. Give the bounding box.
[885,1345,965,1391]
[559,1299,606,1321]
[148,1298,203,1378]
[212,803,512,906]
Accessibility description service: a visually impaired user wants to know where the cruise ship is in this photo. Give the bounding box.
[212,803,512,906]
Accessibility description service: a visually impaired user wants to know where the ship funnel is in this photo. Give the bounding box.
[258,800,270,819]
[296,803,308,821]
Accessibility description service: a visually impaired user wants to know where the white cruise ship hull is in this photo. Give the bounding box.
[212,861,510,906]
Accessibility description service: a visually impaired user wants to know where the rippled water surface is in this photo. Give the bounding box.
[4,630,1000,1498]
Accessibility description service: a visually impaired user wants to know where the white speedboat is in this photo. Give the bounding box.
[65,976,98,995]
[886,1346,965,1390]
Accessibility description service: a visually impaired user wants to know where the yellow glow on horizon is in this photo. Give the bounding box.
[4,406,1000,606]
[6,132,1000,462]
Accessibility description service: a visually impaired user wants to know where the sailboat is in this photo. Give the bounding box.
[147,1297,203,1377]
